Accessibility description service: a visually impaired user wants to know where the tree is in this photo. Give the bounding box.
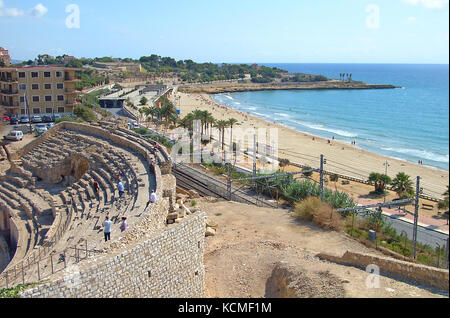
[214,120,229,150]
[391,172,414,198]
[0,59,5,68]
[439,186,449,212]
[140,96,148,106]
[369,172,392,194]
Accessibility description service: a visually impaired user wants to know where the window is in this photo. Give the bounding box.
[33,108,41,114]
[44,72,51,78]
[44,84,51,90]
[19,84,26,90]
[56,83,64,89]
[57,106,65,113]
[45,108,53,114]
[20,109,26,115]
[56,71,62,78]
[18,72,26,78]
[32,96,40,102]
[31,84,39,90]
[20,96,25,103]
[57,95,64,101]
[45,96,52,102]
[31,72,39,78]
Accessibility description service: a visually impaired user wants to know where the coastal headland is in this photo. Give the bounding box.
[178,80,399,94]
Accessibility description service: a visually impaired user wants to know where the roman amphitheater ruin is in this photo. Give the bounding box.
[0,121,205,298]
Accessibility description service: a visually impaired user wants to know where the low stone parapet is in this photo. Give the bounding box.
[317,251,449,292]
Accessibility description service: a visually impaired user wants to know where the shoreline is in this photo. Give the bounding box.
[210,92,448,174]
[177,91,449,199]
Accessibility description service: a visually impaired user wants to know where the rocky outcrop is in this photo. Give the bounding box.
[265,261,345,298]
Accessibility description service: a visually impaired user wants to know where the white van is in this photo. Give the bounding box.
[4,130,23,141]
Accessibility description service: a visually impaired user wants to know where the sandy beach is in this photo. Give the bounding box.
[176,91,449,200]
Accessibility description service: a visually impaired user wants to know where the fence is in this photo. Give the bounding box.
[345,208,449,269]
[0,200,101,290]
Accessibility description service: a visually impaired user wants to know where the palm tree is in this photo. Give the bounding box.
[214,120,229,150]
[439,186,450,212]
[391,172,414,198]
[369,172,392,194]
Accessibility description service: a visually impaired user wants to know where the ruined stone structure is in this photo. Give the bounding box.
[0,122,206,298]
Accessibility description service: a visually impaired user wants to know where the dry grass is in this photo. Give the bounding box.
[294,197,344,231]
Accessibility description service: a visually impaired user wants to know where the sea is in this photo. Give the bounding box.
[212,64,449,171]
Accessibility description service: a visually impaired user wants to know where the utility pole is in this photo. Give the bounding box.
[24,94,32,134]
[319,155,325,199]
[383,161,390,203]
[412,176,421,259]
[253,134,257,188]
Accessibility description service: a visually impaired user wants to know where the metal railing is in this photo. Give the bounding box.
[0,200,80,289]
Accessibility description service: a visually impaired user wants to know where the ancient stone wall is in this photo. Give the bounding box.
[20,212,206,298]
[0,235,10,273]
[317,251,449,291]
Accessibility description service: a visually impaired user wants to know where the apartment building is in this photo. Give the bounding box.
[0,47,10,66]
[0,66,81,116]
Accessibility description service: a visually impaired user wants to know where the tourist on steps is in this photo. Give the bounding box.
[103,216,112,242]
[145,190,158,209]
[118,181,124,198]
[120,217,128,232]
[93,180,100,196]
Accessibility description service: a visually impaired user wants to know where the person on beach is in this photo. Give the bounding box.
[120,217,128,232]
[103,216,112,242]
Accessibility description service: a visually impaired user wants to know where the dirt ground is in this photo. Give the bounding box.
[197,198,448,298]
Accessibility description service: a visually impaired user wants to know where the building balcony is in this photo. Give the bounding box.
[64,75,81,82]
[1,89,18,95]
[1,101,19,107]
[0,77,18,83]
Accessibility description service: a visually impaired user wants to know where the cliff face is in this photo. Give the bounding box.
[178,81,399,94]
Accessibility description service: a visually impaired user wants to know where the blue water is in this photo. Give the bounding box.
[212,64,449,171]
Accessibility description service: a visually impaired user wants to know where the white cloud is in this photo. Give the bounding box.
[403,0,449,8]
[0,7,24,17]
[407,16,417,23]
[0,0,4,9]
[30,3,48,18]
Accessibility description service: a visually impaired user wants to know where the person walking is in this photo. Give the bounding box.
[120,217,128,233]
[118,181,124,198]
[103,216,112,242]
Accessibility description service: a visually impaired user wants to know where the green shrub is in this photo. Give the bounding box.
[74,105,96,123]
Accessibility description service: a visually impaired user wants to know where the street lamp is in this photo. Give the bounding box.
[383,161,390,203]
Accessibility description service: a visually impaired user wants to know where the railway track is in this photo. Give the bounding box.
[173,164,278,208]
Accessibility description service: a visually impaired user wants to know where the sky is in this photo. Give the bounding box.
[0,0,449,64]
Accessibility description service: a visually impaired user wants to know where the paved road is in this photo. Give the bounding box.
[380,213,448,248]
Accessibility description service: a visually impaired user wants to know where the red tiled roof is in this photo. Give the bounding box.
[0,65,79,71]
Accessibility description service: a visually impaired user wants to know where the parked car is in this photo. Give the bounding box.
[35,124,48,136]
[42,115,53,123]
[1,115,10,122]
[4,130,23,141]
[52,114,61,122]
[133,122,140,129]
[31,115,42,123]
[9,116,19,125]
[19,116,30,124]
[46,123,55,129]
